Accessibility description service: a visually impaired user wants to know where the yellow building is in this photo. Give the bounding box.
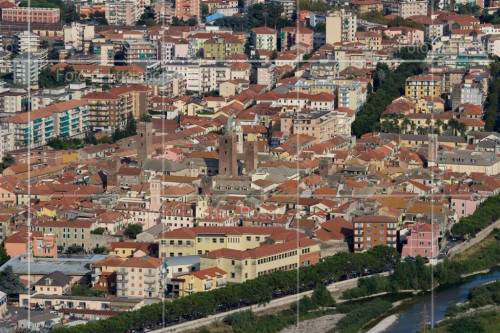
[405,74,442,99]
[158,227,307,259]
[415,96,445,113]
[200,237,321,283]
[203,37,244,60]
[175,267,227,297]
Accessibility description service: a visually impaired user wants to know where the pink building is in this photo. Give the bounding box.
[2,7,60,24]
[401,223,439,258]
[383,27,424,45]
[450,193,482,220]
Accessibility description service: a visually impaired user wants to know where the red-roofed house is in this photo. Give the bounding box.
[175,267,227,296]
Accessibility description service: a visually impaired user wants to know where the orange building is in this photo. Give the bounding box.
[175,0,200,20]
[353,215,397,252]
[4,227,57,258]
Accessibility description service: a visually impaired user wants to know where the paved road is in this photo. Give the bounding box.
[150,273,389,333]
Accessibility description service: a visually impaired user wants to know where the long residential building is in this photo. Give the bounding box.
[158,226,313,259]
[200,237,321,283]
[3,100,89,151]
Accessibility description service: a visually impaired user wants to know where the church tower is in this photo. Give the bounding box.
[137,121,153,163]
[150,177,162,212]
[218,118,238,177]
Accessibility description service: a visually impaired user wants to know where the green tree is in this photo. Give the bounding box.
[71,283,105,297]
[124,224,143,239]
[91,227,106,235]
[448,317,484,333]
[93,246,107,254]
[0,266,25,294]
[201,4,209,17]
[66,245,84,254]
[0,246,10,266]
[311,284,334,307]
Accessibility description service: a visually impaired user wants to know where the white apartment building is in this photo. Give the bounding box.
[13,53,48,87]
[17,31,41,54]
[105,0,144,26]
[338,81,365,111]
[63,22,95,52]
[252,27,278,51]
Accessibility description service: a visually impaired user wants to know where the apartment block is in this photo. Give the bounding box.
[353,215,397,252]
[33,219,96,251]
[280,110,353,140]
[200,237,320,283]
[115,257,162,298]
[388,0,428,19]
[123,40,157,64]
[12,53,48,87]
[401,223,439,258]
[175,0,200,20]
[252,27,278,51]
[4,100,89,150]
[158,226,308,259]
[405,74,443,99]
[83,85,151,132]
[2,7,60,24]
[326,9,357,44]
[105,0,143,26]
[63,23,95,52]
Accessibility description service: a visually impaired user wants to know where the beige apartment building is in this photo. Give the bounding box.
[116,257,163,299]
[92,256,163,298]
[83,85,151,132]
[326,9,357,44]
[200,237,321,283]
[33,220,96,251]
[158,226,308,259]
[280,110,353,140]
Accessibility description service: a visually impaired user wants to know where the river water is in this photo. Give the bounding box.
[382,270,500,333]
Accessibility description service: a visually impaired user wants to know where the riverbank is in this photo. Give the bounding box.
[366,315,398,333]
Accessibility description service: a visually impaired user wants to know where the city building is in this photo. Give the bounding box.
[389,0,428,19]
[105,0,144,26]
[83,85,151,132]
[115,257,163,298]
[200,237,320,283]
[16,31,41,54]
[63,23,95,52]
[405,74,443,99]
[326,9,357,44]
[252,27,278,51]
[401,223,440,258]
[175,267,226,297]
[158,226,309,259]
[1,7,60,24]
[12,53,48,87]
[4,100,89,150]
[353,215,398,252]
[175,0,200,20]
